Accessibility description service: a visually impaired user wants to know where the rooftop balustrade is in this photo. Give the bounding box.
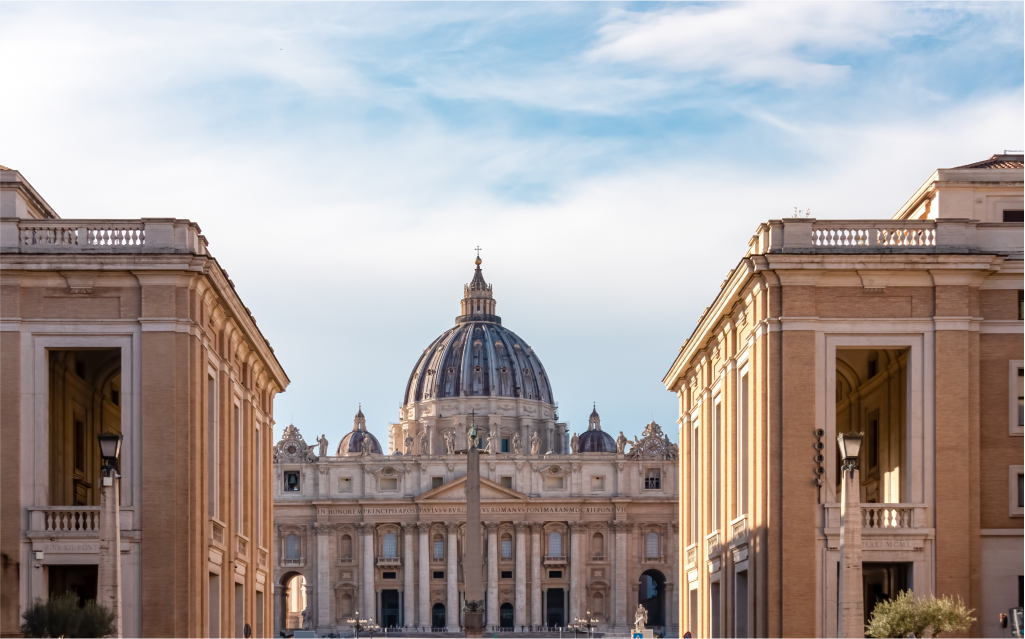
[1,218,207,255]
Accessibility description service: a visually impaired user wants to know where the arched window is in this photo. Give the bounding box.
[433,534,444,560]
[340,534,352,560]
[591,532,604,557]
[646,532,659,558]
[286,534,300,560]
[548,531,562,557]
[592,592,605,615]
[383,533,397,558]
[501,533,512,558]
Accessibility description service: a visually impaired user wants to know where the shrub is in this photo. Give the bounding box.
[865,590,975,638]
[21,592,117,638]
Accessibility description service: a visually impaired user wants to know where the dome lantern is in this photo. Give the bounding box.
[458,251,501,325]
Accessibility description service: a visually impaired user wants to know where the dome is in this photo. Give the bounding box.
[577,404,616,453]
[403,256,554,405]
[336,405,383,456]
[578,429,616,453]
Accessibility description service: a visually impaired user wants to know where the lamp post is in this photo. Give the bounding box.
[346,611,373,639]
[96,431,123,638]
[837,431,864,638]
[573,611,600,639]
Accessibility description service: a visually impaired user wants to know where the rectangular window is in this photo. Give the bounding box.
[691,418,699,542]
[500,476,513,489]
[382,572,396,580]
[339,477,353,492]
[74,419,85,472]
[1019,290,1024,321]
[380,477,398,491]
[433,541,444,560]
[868,415,880,470]
[234,405,242,532]
[645,469,661,490]
[501,438,509,453]
[501,539,512,557]
[431,476,444,490]
[433,571,445,579]
[1011,466,1024,517]
[1011,362,1024,436]
[546,476,564,490]
[256,427,262,546]
[591,476,605,491]
[111,389,119,406]
[501,571,513,579]
[738,371,749,516]
[549,571,562,579]
[208,376,218,518]
[1004,209,1024,223]
[713,396,721,528]
[284,471,300,492]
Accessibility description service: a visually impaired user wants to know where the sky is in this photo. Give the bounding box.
[2,2,1022,448]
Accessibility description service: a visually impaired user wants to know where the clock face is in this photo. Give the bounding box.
[643,438,663,456]
[284,442,299,456]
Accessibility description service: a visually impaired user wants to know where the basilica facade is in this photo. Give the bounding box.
[272,258,680,636]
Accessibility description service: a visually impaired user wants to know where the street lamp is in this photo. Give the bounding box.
[574,611,601,639]
[96,431,123,638]
[346,611,374,639]
[837,431,864,638]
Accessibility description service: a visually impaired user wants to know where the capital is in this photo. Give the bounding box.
[446,522,461,534]
[485,522,498,533]
[529,522,544,533]
[568,521,584,532]
[402,522,417,533]
[417,522,431,534]
[313,522,333,535]
[514,522,529,533]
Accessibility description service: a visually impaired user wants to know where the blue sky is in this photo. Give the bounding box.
[2,2,1022,448]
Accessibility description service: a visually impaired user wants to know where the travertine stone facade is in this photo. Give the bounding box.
[272,261,680,636]
[663,154,1024,638]
[0,167,289,637]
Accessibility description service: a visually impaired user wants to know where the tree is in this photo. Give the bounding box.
[865,590,975,638]
[20,592,118,638]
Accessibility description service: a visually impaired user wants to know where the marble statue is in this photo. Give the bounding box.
[421,430,431,455]
[302,604,312,630]
[485,432,496,453]
[570,432,579,453]
[530,430,542,455]
[304,444,318,463]
[512,432,522,454]
[444,430,455,455]
[403,434,413,456]
[317,434,328,458]
[634,603,648,631]
[360,435,370,456]
[616,431,628,454]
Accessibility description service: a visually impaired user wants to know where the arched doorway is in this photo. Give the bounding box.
[432,603,446,629]
[278,572,307,632]
[500,602,514,628]
[638,569,666,628]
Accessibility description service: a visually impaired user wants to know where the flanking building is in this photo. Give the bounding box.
[662,154,1023,637]
[272,259,680,637]
[0,167,289,637]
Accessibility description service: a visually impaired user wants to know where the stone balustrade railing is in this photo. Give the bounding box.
[729,515,748,547]
[376,557,402,566]
[30,507,100,533]
[749,218,1022,257]
[237,535,249,558]
[685,544,696,569]
[1,218,208,255]
[639,555,664,564]
[706,530,721,559]
[824,503,926,529]
[259,548,268,567]
[543,555,567,565]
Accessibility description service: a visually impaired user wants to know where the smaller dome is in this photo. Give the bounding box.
[577,429,616,453]
[335,404,383,456]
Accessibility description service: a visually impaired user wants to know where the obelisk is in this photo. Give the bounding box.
[463,413,485,637]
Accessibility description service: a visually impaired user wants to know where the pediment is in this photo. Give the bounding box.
[415,475,528,503]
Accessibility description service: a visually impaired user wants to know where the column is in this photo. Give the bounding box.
[514,522,528,629]
[403,524,415,628]
[486,523,499,629]
[446,523,459,630]
[614,522,629,628]
[418,523,431,629]
[362,523,376,622]
[569,522,582,625]
[530,523,543,628]
[670,523,679,631]
[315,523,332,628]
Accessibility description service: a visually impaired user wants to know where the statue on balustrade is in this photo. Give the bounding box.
[634,604,648,632]
[530,430,542,455]
[404,434,413,455]
[616,431,628,454]
[512,432,523,454]
[443,430,455,455]
[421,430,431,455]
[486,431,496,453]
[317,434,329,458]
[570,432,579,453]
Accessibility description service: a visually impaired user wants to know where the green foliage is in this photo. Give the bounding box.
[20,592,117,638]
[865,590,975,638]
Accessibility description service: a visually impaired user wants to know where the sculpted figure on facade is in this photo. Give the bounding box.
[512,432,522,454]
[404,434,413,455]
[616,431,628,454]
[570,432,579,453]
[317,434,329,458]
[530,430,542,455]
[305,443,319,463]
[486,431,496,453]
[360,435,371,456]
[634,604,648,630]
[444,430,455,455]
[421,429,432,456]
